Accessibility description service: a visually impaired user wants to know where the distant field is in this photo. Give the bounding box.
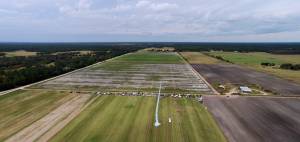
[0,90,73,141]
[35,51,213,94]
[93,51,184,71]
[206,52,300,83]
[180,52,220,64]
[51,96,226,142]
[208,52,300,65]
[51,50,93,55]
[2,50,37,57]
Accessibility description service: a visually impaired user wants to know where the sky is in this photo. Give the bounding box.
[0,0,300,42]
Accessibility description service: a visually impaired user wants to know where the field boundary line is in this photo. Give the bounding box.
[0,53,131,96]
[177,52,220,95]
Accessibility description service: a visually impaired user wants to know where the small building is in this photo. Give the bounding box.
[239,86,252,94]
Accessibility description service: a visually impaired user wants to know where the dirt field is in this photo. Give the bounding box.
[192,64,300,95]
[204,96,300,142]
[207,51,300,83]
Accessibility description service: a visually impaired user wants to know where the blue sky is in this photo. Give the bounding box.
[0,0,300,42]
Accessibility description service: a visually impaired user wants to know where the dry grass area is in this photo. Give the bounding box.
[51,50,93,55]
[180,52,220,64]
[3,50,37,57]
[0,90,73,141]
[6,94,91,142]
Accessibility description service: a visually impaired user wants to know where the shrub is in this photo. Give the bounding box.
[261,62,275,66]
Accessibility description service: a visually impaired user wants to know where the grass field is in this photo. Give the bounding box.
[208,52,300,65]
[0,90,73,141]
[206,52,300,83]
[180,52,221,64]
[50,96,226,142]
[93,51,184,71]
[2,50,37,57]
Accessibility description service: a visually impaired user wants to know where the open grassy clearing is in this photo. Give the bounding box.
[208,51,300,65]
[180,52,221,64]
[92,51,184,71]
[2,50,37,57]
[36,51,213,94]
[207,51,300,83]
[51,50,93,55]
[0,90,73,141]
[50,96,226,142]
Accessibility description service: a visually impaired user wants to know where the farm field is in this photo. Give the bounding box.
[1,51,218,141]
[2,50,37,57]
[51,96,226,142]
[204,96,300,142]
[0,90,74,141]
[34,51,213,94]
[180,52,221,64]
[192,64,300,95]
[207,52,300,83]
[181,52,300,95]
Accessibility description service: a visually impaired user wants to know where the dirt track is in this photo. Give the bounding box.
[192,64,300,95]
[204,96,300,142]
[5,94,91,142]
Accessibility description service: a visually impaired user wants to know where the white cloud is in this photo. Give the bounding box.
[1,0,300,41]
[136,0,178,11]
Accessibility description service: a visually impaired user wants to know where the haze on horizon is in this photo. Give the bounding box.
[0,0,300,42]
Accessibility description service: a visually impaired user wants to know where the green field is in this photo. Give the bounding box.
[50,96,226,142]
[92,51,184,71]
[208,52,300,65]
[207,52,300,83]
[0,90,73,141]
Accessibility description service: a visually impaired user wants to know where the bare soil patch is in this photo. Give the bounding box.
[204,96,300,142]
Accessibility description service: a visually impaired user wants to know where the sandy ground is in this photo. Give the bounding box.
[5,94,91,142]
[204,96,300,142]
[192,64,300,95]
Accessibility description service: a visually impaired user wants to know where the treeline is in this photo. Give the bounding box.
[261,62,275,66]
[260,62,300,70]
[0,49,135,91]
[280,64,300,70]
[173,42,300,53]
[204,53,233,63]
[1,42,300,53]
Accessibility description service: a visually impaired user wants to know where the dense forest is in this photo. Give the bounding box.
[0,45,140,91]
